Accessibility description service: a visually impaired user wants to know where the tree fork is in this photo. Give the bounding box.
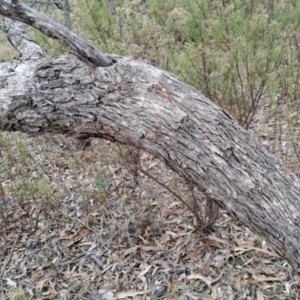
[0,0,113,67]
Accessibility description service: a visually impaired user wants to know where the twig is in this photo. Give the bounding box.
[73,217,97,234]
[34,198,45,229]
[139,167,203,226]
[114,144,205,228]
[60,228,121,266]
[56,242,69,258]
[90,254,105,269]
[0,234,19,277]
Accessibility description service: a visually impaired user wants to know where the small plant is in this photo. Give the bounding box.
[171,173,179,190]
[94,168,111,201]
[0,25,19,60]
[8,287,28,300]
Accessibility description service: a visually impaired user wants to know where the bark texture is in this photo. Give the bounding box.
[1,19,300,271]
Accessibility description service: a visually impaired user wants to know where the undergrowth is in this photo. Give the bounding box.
[70,0,299,123]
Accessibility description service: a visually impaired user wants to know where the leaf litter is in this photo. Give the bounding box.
[0,132,299,299]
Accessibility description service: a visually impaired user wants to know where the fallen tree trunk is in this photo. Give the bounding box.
[1,11,300,271]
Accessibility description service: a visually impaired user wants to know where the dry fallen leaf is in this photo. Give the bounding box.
[139,245,164,252]
[124,245,139,256]
[211,285,218,300]
[46,280,58,297]
[257,290,265,300]
[235,276,241,293]
[116,290,150,298]
[252,274,287,283]
[233,246,279,257]
[138,265,152,278]
[199,239,222,250]
[6,278,17,288]
[187,271,224,287]
[36,277,50,292]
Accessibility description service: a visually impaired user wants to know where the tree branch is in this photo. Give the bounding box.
[0,0,113,67]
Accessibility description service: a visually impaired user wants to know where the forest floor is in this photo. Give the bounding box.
[1,125,300,299]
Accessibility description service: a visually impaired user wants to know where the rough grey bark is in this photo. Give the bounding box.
[1,12,300,271]
[3,17,46,59]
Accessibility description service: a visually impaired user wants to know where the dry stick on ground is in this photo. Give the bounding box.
[2,9,300,270]
[0,233,19,276]
[34,198,45,229]
[0,182,8,231]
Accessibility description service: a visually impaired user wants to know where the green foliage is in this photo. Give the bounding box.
[72,0,122,53]
[0,133,57,229]
[177,0,285,126]
[70,0,300,130]
[0,134,52,202]
[8,288,28,300]
[94,168,111,199]
[29,28,68,56]
[0,33,19,61]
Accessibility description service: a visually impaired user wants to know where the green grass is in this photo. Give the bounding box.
[0,27,19,61]
[8,288,28,300]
